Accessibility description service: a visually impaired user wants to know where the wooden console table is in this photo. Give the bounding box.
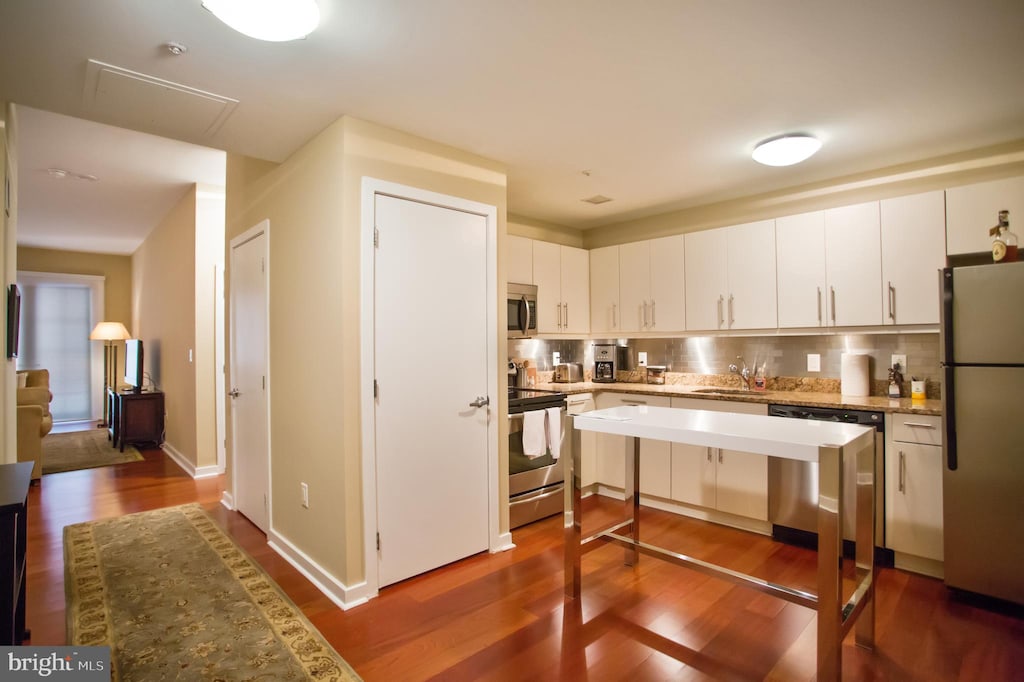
[111,390,165,452]
[565,405,877,682]
[0,461,33,645]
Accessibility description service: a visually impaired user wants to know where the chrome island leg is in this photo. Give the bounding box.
[565,417,582,599]
[816,444,842,681]
[624,436,640,566]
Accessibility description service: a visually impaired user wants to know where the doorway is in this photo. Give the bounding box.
[229,222,270,532]
[363,181,500,591]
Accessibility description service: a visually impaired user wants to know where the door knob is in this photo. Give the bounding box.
[229,388,241,398]
[469,396,489,408]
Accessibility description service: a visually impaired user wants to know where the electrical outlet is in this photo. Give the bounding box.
[807,354,821,372]
[301,482,309,509]
[891,354,907,374]
[638,352,648,367]
[552,352,561,366]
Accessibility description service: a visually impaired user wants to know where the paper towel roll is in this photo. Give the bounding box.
[841,353,870,397]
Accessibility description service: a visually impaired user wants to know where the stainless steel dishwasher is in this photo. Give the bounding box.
[768,404,887,553]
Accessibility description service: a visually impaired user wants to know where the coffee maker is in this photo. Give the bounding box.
[593,343,626,383]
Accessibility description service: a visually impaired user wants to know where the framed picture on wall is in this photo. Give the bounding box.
[7,284,20,359]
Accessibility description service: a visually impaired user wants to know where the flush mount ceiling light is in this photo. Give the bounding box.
[202,0,320,42]
[752,134,822,167]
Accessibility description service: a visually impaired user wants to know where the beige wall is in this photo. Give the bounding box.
[508,214,582,247]
[132,187,199,466]
[194,187,225,469]
[17,247,132,327]
[1,102,16,463]
[225,115,507,588]
[586,140,1024,248]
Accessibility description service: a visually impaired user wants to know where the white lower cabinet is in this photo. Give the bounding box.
[885,414,944,567]
[669,398,769,521]
[593,393,671,496]
[567,393,596,488]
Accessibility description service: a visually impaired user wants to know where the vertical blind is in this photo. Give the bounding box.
[17,281,94,422]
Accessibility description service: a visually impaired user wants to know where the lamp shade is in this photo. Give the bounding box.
[202,0,320,42]
[89,322,131,341]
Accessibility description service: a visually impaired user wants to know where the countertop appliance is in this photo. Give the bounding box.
[508,387,567,529]
[553,363,583,383]
[768,404,886,553]
[593,343,626,383]
[507,283,538,339]
[940,261,1024,605]
[646,365,666,384]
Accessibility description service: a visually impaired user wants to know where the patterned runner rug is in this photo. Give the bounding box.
[42,428,143,474]
[65,504,362,681]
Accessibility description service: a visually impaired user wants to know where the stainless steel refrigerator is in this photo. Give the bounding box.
[940,260,1024,605]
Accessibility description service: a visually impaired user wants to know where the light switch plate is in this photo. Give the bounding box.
[638,352,648,367]
[552,352,561,366]
[891,354,907,374]
[807,354,821,372]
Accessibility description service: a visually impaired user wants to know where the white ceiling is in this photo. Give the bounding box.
[2,0,1023,250]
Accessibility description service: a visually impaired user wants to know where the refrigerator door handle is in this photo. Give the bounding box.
[940,268,958,471]
[944,364,957,471]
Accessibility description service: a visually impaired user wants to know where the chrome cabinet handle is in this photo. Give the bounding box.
[469,396,490,408]
[651,300,656,328]
[717,296,724,328]
[557,302,562,329]
[612,303,617,328]
[706,449,712,463]
[888,282,896,321]
[728,294,734,328]
[641,302,647,329]
[622,399,647,405]
[902,422,936,429]
[898,450,906,493]
[718,449,723,464]
[563,303,568,328]
[830,286,837,324]
[817,287,822,324]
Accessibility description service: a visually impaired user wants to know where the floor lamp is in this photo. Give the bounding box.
[89,322,131,427]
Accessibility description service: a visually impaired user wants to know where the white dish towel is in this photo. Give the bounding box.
[522,409,547,458]
[546,407,562,460]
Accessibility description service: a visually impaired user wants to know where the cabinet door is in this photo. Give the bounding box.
[532,240,562,333]
[880,191,946,325]
[649,235,686,331]
[560,246,590,333]
[946,175,1024,256]
[594,393,625,488]
[670,442,715,507]
[507,235,533,285]
[618,240,651,333]
[589,246,620,335]
[886,442,944,561]
[825,202,883,326]
[685,228,728,330]
[726,220,777,329]
[715,449,768,520]
[631,395,672,497]
[567,394,597,488]
[776,211,827,328]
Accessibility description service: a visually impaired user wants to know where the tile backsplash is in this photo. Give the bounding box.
[509,333,941,392]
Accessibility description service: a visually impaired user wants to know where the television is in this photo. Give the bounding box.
[124,339,144,393]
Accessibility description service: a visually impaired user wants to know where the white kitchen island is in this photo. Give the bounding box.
[565,405,877,682]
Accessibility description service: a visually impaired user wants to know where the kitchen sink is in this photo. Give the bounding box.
[691,387,767,395]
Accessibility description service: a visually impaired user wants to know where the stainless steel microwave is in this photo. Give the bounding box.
[507,283,538,339]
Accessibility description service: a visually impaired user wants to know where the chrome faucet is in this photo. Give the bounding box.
[728,355,752,391]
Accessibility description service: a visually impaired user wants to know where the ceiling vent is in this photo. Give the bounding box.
[83,59,239,139]
[581,195,614,205]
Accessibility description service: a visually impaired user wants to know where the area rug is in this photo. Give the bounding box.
[65,504,362,681]
[42,428,144,475]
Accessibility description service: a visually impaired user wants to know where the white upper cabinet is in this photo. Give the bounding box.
[619,241,651,333]
[824,202,884,326]
[589,245,620,335]
[776,211,827,328]
[619,236,686,333]
[880,190,946,325]
[506,235,534,285]
[946,176,1024,256]
[685,220,775,330]
[535,240,590,334]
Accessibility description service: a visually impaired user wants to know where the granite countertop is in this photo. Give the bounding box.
[531,380,942,416]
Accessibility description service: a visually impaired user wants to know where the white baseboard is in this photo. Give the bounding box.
[491,531,515,553]
[268,528,373,610]
[220,491,235,510]
[161,443,221,479]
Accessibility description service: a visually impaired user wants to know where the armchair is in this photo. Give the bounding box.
[16,369,53,481]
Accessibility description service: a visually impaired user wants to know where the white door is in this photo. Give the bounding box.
[229,225,270,532]
[375,194,490,587]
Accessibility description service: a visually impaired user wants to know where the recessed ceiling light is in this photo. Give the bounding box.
[582,195,613,205]
[752,134,822,167]
[46,168,69,179]
[202,0,320,42]
[165,41,188,56]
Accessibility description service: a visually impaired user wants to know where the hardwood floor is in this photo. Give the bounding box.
[25,444,1024,680]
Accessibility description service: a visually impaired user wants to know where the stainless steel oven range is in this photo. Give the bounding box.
[508,387,567,529]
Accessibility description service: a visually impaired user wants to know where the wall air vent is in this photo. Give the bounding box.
[83,59,239,140]
[582,195,614,205]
